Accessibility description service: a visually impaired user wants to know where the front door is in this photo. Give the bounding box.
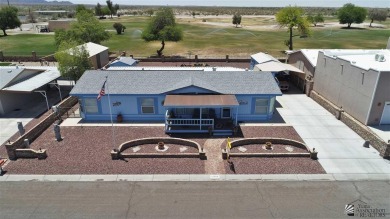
[221,108,231,118]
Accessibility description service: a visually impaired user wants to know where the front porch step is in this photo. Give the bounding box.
[213,132,233,136]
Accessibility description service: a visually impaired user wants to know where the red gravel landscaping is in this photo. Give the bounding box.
[224,157,325,174]
[3,124,325,174]
[4,126,206,174]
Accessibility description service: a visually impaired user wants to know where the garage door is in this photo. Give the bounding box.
[380,102,390,125]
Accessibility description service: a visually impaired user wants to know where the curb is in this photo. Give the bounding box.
[1,173,389,182]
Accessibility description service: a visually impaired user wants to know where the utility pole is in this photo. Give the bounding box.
[7,0,10,6]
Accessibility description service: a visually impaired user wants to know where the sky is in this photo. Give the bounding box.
[57,0,390,8]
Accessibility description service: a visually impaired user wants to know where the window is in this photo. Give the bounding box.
[222,108,231,118]
[175,108,194,115]
[141,98,155,114]
[84,98,98,113]
[254,98,268,114]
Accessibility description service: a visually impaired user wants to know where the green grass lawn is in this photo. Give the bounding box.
[0,62,11,66]
[0,16,388,58]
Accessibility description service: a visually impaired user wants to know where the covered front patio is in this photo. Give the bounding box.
[164,95,239,134]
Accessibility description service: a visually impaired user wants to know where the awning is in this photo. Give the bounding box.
[164,95,239,107]
[2,70,61,92]
[254,62,304,74]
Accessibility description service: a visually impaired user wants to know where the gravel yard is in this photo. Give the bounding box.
[3,124,325,174]
[224,157,325,174]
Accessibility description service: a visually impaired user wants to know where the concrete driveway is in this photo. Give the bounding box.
[276,94,390,175]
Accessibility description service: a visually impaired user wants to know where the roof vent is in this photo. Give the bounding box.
[7,70,12,73]
[375,54,386,62]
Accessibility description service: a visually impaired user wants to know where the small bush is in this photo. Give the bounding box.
[113,22,125,34]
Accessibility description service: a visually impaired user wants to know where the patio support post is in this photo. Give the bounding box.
[199,107,202,130]
[235,107,238,125]
[35,90,50,111]
[49,81,62,101]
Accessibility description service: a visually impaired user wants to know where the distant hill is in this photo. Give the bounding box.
[0,0,73,5]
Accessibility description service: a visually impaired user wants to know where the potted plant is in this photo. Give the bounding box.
[117,113,123,123]
[265,142,272,150]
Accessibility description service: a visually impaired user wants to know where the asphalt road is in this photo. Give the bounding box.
[0,181,389,219]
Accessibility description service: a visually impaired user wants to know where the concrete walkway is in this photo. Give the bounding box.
[276,94,390,174]
[203,139,226,174]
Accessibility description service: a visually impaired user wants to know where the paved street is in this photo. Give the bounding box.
[0,181,389,219]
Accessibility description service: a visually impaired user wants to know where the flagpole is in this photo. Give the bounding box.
[105,76,116,150]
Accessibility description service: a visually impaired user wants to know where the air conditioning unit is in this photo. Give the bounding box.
[375,54,386,62]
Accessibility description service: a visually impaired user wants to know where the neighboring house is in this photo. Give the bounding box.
[314,49,390,125]
[249,52,279,70]
[70,70,282,134]
[108,57,139,67]
[287,49,321,91]
[0,67,61,115]
[48,19,72,32]
[70,42,109,69]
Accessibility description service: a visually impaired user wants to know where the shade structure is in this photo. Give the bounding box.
[2,69,61,92]
[164,95,239,107]
[254,62,304,74]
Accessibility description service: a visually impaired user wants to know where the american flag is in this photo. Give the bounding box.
[97,80,106,101]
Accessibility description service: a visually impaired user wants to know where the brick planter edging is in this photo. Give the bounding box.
[5,96,78,160]
[222,138,314,159]
[14,149,47,160]
[230,138,310,151]
[310,91,390,158]
[111,137,205,160]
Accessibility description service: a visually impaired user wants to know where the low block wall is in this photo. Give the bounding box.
[230,138,310,151]
[14,149,47,160]
[112,137,205,159]
[223,138,313,159]
[5,96,78,160]
[310,90,390,158]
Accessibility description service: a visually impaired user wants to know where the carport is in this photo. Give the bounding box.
[0,68,62,114]
[253,62,304,74]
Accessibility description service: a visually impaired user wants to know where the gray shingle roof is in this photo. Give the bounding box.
[70,70,282,95]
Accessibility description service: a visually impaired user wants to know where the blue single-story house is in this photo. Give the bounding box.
[70,70,282,134]
[109,57,138,67]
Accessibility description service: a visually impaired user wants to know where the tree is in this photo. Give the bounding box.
[55,40,92,81]
[76,5,92,14]
[142,7,183,57]
[95,3,103,17]
[114,4,119,16]
[232,13,242,27]
[54,10,110,47]
[337,3,367,28]
[368,9,387,27]
[27,8,37,23]
[276,6,310,50]
[106,0,114,18]
[307,13,324,27]
[0,6,21,36]
[192,11,196,18]
[102,7,111,17]
[113,22,125,34]
[146,9,154,16]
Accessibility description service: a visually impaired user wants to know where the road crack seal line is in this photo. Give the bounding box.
[255,182,279,218]
[352,182,371,201]
[125,182,136,218]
